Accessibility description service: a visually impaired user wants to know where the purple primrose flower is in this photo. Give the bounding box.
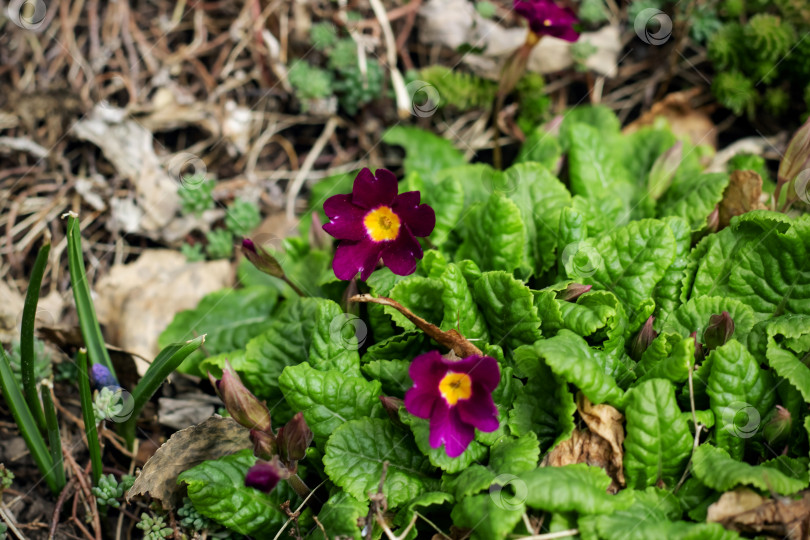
[404,351,500,458]
[513,0,580,42]
[322,168,435,281]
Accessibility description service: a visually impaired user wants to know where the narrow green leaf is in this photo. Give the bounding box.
[40,383,65,490]
[77,350,102,485]
[21,242,50,431]
[691,445,809,495]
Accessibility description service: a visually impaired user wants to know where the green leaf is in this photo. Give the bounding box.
[362,331,425,362]
[506,162,572,274]
[450,493,524,540]
[308,300,362,376]
[707,340,775,460]
[507,366,576,452]
[361,359,412,396]
[178,449,291,536]
[442,465,496,499]
[520,464,629,514]
[623,126,677,188]
[399,411,488,473]
[531,330,624,407]
[424,172,465,247]
[473,272,542,353]
[653,216,692,319]
[488,433,540,475]
[514,130,562,168]
[279,363,383,442]
[661,296,755,341]
[637,333,694,384]
[21,242,50,431]
[387,276,444,330]
[383,126,466,178]
[570,193,627,238]
[658,172,729,231]
[393,491,454,537]
[567,124,634,206]
[559,105,621,152]
[457,193,528,274]
[691,444,809,495]
[623,379,693,489]
[323,418,436,507]
[576,219,677,313]
[314,491,367,540]
[159,287,279,376]
[439,263,488,342]
[765,315,810,402]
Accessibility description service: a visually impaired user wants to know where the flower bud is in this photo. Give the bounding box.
[778,116,810,186]
[208,362,272,433]
[89,364,119,391]
[690,331,705,363]
[250,429,277,461]
[702,311,734,352]
[631,316,657,359]
[379,396,406,427]
[276,412,313,463]
[241,238,284,278]
[647,141,683,200]
[245,456,289,493]
[706,206,719,233]
[762,405,792,446]
[556,283,592,302]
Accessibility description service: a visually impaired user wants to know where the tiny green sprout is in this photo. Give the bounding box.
[310,22,338,50]
[225,199,262,237]
[178,177,215,216]
[8,338,52,387]
[178,497,213,532]
[54,360,78,382]
[205,229,234,260]
[0,464,14,491]
[92,387,130,425]
[91,473,127,509]
[475,1,496,18]
[181,242,206,262]
[137,513,174,540]
[571,40,598,72]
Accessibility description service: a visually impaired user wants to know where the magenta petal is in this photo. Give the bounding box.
[408,351,448,389]
[456,385,500,433]
[551,25,580,42]
[447,355,501,393]
[245,462,281,493]
[332,239,384,281]
[393,192,436,238]
[322,197,366,242]
[381,228,423,276]
[351,168,398,209]
[404,386,438,419]
[430,404,475,458]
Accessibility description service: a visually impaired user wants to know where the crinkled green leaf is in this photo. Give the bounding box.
[558,291,629,361]
[707,340,775,460]
[570,193,627,238]
[576,219,677,313]
[661,296,755,341]
[399,411,488,473]
[765,315,810,402]
[623,126,678,188]
[488,433,539,475]
[383,126,465,178]
[567,124,634,206]
[531,330,624,407]
[420,250,449,279]
[442,465,496,499]
[361,331,424,362]
[315,491,367,540]
[323,418,436,507]
[361,359,411,396]
[559,105,621,152]
[473,271,542,353]
[653,216,692,319]
[450,493,524,540]
[279,363,383,442]
[160,287,278,376]
[439,263,489,342]
[308,300,361,376]
[387,276,444,330]
[520,464,630,514]
[691,445,809,495]
[658,172,730,231]
[393,491,454,538]
[514,129,562,169]
[623,379,692,489]
[177,449,290,537]
[457,193,528,274]
[424,172,465,247]
[637,333,694,384]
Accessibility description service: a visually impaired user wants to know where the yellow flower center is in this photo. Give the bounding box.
[438,372,472,406]
[544,19,552,26]
[364,206,401,242]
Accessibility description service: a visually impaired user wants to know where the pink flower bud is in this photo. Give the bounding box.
[762,405,792,446]
[208,361,273,433]
[702,311,734,352]
[241,238,284,278]
[276,412,313,463]
[245,456,289,493]
[556,283,592,302]
[647,141,683,200]
[778,117,810,187]
[631,316,657,359]
[250,429,277,461]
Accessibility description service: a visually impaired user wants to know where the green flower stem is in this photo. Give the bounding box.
[66,215,115,374]
[287,473,311,499]
[21,242,50,431]
[40,382,65,490]
[77,350,103,485]
[0,348,58,493]
[120,335,206,450]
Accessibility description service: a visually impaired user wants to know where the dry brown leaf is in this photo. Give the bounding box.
[576,393,626,488]
[126,415,250,509]
[544,430,623,493]
[707,488,810,539]
[718,170,770,229]
[94,250,231,372]
[624,89,717,149]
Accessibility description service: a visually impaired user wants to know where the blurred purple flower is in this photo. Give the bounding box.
[513,0,580,42]
[245,457,289,493]
[322,168,435,281]
[89,364,118,391]
[404,351,500,458]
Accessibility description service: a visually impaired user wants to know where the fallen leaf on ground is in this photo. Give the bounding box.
[126,415,250,509]
[544,429,623,493]
[158,394,222,430]
[707,488,810,539]
[718,170,769,228]
[624,89,717,149]
[576,393,626,488]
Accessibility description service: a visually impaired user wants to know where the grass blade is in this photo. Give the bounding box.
[21,242,50,432]
[0,347,57,493]
[120,335,206,449]
[40,382,65,490]
[77,349,103,485]
[66,215,114,373]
